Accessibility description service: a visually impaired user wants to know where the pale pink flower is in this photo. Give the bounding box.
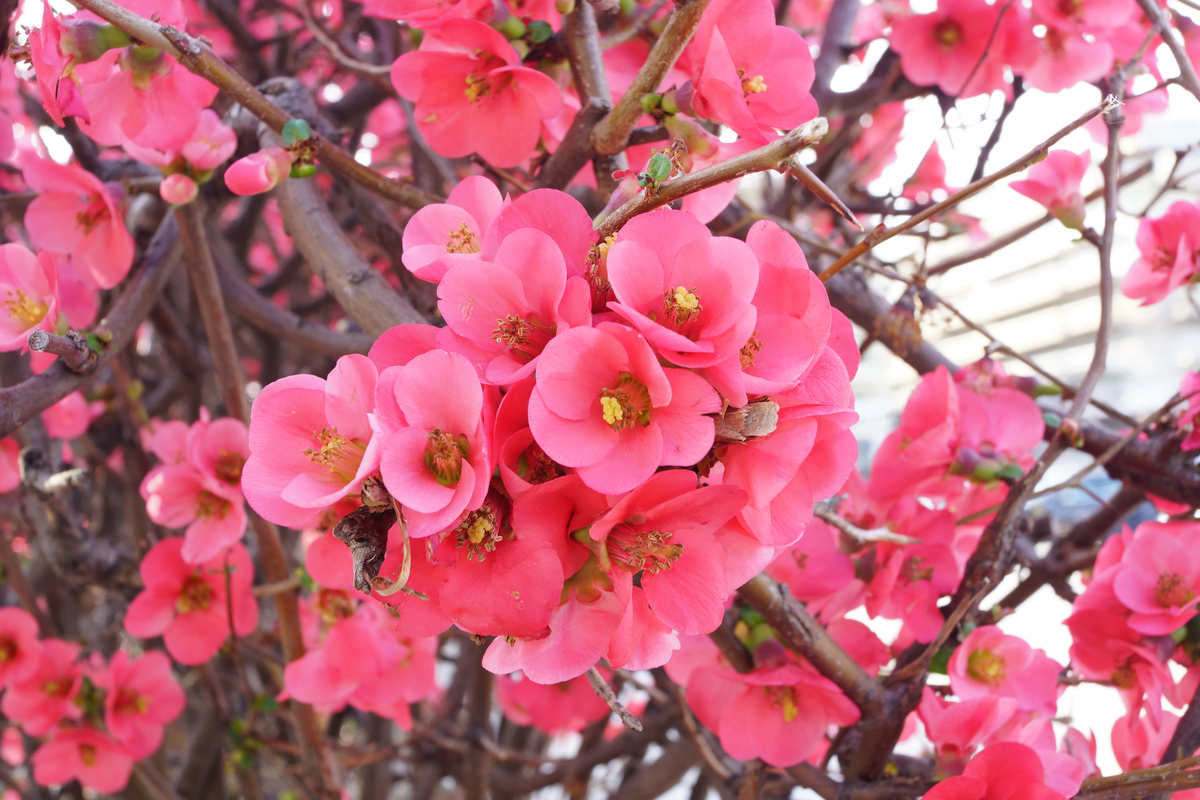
[180,108,238,170]
[948,625,1062,716]
[683,0,817,142]
[1112,521,1200,635]
[99,650,186,758]
[528,322,719,494]
[1010,150,1090,229]
[376,350,492,538]
[1020,28,1114,94]
[924,742,1068,800]
[2,639,82,735]
[390,19,561,168]
[42,392,103,440]
[400,175,503,283]
[495,671,611,735]
[0,439,19,494]
[0,246,59,351]
[124,538,258,665]
[224,147,296,196]
[437,227,591,384]
[606,209,759,370]
[31,726,133,794]
[140,463,248,565]
[1031,0,1136,30]
[902,141,949,202]
[23,158,134,289]
[1122,199,1200,305]
[1,726,24,766]
[363,0,492,26]
[159,174,198,205]
[0,608,43,687]
[243,354,382,529]
[919,689,1019,766]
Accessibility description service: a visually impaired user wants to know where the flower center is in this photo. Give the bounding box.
[740,333,763,368]
[424,429,469,486]
[464,73,492,104]
[599,373,652,431]
[78,744,96,767]
[214,451,245,485]
[74,193,110,235]
[303,427,367,483]
[767,686,800,722]
[113,688,150,716]
[42,677,72,699]
[2,289,48,327]
[1056,0,1081,15]
[196,490,231,520]
[445,223,481,254]
[176,575,214,614]
[934,19,963,46]
[454,505,506,562]
[0,638,15,662]
[318,588,356,624]
[493,314,555,361]
[738,68,768,96]
[1156,572,1194,608]
[900,556,933,584]
[966,648,1007,686]
[518,442,563,486]
[663,285,702,327]
[604,524,682,574]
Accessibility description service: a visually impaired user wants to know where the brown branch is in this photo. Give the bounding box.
[597,119,828,237]
[25,330,95,373]
[811,0,861,107]
[70,0,437,211]
[588,666,644,731]
[1135,0,1200,105]
[611,738,700,800]
[0,214,181,439]
[591,0,714,155]
[818,96,1120,282]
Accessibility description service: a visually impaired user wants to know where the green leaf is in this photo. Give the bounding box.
[646,152,673,183]
[282,119,312,145]
[528,20,553,43]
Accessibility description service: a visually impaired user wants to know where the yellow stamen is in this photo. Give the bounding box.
[2,289,48,327]
[601,396,625,426]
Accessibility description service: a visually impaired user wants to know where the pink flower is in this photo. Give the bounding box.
[0,608,43,688]
[890,0,1028,98]
[495,671,611,735]
[243,354,382,529]
[1003,718,1097,797]
[1111,708,1179,771]
[1010,150,1090,229]
[180,108,238,170]
[1178,371,1200,450]
[124,538,258,665]
[766,518,862,621]
[400,175,503,283]
[528,322,719,494]
[919,689,1019,766]
[73,10,220,153]
[376,350,492,538]
[28,5,103,127]
[390,19,562,168]
[1020,28,1114,94]
[606,209,759,370]
[437,227,591,384]
[0,439,19,494]
[924,741,1068,800]
[2,639,82,735]
[683,0,816,142]
[1122,199,1200,305]
[1112,521,1200,635]
[493,377,566,497]
[99,650,186,758]
[686,653,860,767]
[42,392,103,440]
[902,141,949,202]
[363,0,492,26]
[0,246,59,351]
[1031,0,1136,30]
[31,726,133,794]
[948,625,1062,716]
[23,158,134,289]
[159,174,198,205]
[224,146,296,196]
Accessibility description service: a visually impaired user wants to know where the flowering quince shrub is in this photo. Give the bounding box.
[0,0,1199,795]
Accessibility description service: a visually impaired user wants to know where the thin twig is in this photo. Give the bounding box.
[586,666,643,731]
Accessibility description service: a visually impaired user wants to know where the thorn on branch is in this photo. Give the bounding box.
[586,666,643,731]
[26,330,96,373]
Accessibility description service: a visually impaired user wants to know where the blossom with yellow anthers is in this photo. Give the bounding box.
[2,289,48,327]
[445,222,482,254]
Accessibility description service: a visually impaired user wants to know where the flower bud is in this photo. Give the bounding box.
[59,20,132,64]
[672,81,696,118]
[555,0,575,13]
[497,14,527,39]
[640,93,663,115]
[159,174,198,206]
[224,147,295,196]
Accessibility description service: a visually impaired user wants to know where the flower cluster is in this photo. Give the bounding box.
[0,608,185,794]
[243,182,859,684]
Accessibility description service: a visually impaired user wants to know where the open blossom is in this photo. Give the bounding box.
[0,608,43,688]
[1121,199,1200,305]
[124,538,258,665]
[401,175,503,283]
[683,0,816,142]
[225,147,296,196]
[99,650,186,758]
[924,741,1068,800]
[1111,521,1200,635]
[2,639,82,735]
[919,689,1019,766]
[27,3,118,126]
[390,19,561,168]
[1178,371,1200,450]
[180,108,238,170]
[947,625,1062,716]
[528,322,719,494]
[1020,28,1115,95]
[0,245,59,352]
[1010,150,1090,229]
[377,350,492,538]
[243,354,382,529]
[495,672,611,734]
[31,727,134,794]
[23,158,134,289]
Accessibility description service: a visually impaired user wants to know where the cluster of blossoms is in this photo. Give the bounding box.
[243,179,860,685]
[0,608,184,793]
